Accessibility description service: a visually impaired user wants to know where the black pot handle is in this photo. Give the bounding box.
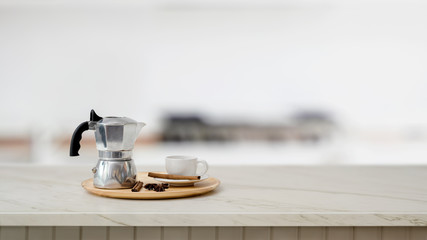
[69,121,89,156]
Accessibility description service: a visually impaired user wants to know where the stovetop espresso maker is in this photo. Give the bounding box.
[70,110,145,189]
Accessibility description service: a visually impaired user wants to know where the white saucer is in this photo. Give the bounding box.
[154,175,209,187]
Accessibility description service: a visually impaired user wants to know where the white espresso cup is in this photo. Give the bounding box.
[165,156,209,176]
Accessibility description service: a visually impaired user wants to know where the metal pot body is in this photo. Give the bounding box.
[93,159,137,189]
[94,117,145,152]
[91,117,144,188]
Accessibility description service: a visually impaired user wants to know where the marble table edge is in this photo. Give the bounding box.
[1,213,427,226]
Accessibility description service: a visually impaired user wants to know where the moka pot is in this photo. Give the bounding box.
[70,110,145,189]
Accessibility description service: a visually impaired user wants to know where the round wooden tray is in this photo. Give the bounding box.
[81,172,220,199]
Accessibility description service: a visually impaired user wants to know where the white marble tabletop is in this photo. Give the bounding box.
[0,165,426,226]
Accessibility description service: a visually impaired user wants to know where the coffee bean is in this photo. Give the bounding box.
[144,183,167,192]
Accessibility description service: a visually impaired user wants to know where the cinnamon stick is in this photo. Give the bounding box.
[131,181,143,192]
[148,172,200,180]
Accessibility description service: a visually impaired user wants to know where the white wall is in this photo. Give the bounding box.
[1,1,427,136]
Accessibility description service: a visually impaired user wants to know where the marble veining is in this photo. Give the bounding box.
[1,165,427,226]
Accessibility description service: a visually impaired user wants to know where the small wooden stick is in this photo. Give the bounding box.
[131,181,143,192]
[148,172,200,180]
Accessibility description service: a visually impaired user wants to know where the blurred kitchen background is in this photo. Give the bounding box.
[1,0,427,165]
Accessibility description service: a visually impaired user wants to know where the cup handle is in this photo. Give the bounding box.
[196,159,209,176]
